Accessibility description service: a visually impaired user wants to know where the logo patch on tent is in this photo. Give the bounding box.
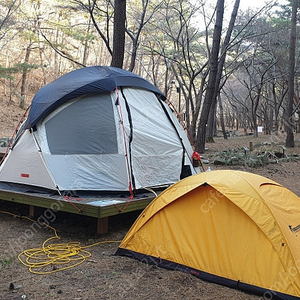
[21,173,30,178]
[289,224,300,234]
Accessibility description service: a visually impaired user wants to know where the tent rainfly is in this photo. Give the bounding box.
[0,66,198,194]
[116,170,300,300]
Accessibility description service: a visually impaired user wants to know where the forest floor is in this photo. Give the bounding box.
[1,103,300,299]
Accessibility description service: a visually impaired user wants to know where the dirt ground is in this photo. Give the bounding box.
[1,127,300,299]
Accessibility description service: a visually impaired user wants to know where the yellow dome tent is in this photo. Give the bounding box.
[116,170,300,300]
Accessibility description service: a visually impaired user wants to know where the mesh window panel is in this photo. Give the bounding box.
[45,94,118,155]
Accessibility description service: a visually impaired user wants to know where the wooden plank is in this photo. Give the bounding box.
[98,197,154,218]
[29,205,35,217]
[0,188,157,220]
[0,189,101,218]
[0,187,158,234]
[97,217,109,234]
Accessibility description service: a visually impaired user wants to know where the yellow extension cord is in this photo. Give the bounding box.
[0,210,121,275]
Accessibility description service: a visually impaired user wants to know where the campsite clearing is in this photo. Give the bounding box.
[1,132,300,299]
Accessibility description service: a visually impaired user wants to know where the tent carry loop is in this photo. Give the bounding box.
[115,87,134,199]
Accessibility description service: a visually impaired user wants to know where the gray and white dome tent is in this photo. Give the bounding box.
[0,66,198,195]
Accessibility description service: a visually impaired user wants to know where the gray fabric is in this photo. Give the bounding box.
[45,94,118,155]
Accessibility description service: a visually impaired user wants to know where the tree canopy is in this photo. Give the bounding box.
[0,0,299,151]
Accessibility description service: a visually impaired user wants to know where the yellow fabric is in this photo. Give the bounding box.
[120,170,300,297]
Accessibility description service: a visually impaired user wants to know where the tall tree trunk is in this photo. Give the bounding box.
[19,43,32,109]
[82,16,92,66]
[285,0,297,147]
[205,0,240,143]
[111,0,126,68]
[206,103,215,142]
[196,0,224,153]
[218,93,227,139]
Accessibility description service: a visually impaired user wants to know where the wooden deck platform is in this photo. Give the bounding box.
[0,183,158,234]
